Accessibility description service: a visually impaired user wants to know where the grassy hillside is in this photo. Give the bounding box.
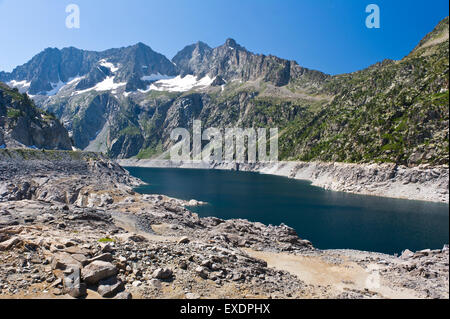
[279,17,449,165]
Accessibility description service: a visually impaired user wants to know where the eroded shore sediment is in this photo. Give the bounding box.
[0,150,448,299]
[117,159,450,203]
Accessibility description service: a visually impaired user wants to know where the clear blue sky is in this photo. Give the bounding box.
[0,0,448,74]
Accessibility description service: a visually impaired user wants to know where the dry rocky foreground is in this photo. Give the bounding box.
[0,150,448,299]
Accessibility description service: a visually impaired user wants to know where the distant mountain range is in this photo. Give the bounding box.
[0,17,448,165]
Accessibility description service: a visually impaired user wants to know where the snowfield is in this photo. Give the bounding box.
[45,80,66,96]
[143,75,214,92]
[99,59,119,73]
[6,57,214,98]
[140,73,174,82]
[7,80,31,93]
[73,76,127,95]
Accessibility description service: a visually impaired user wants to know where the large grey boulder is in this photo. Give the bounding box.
[87,253,113,264]
[81,260,117,285]
[114,291,132,299]
[153,267,173,280]
[97,276,125,298]
[51,252,83,270]
[63,267,87,298]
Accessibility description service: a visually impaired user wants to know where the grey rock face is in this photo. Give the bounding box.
[0,39,327,159]
[1,47,97,95]
[70,93,119,149]
[0,82,72,150]
[75,65,111,91]
[172,41,213,76]
[0,92,5,117]
[173,38,327,87]
[0,43,178,95]
[114,42,179,91]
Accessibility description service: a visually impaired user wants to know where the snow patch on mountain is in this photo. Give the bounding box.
[73,76,127,95]
[67,75,84,85]
[143,75,214,92]
[99,59,119,73]
[45,80,66,96]
[42,75,86,96]
[141,73,174,82]
[7,80,31,93]
[95,76,126,91]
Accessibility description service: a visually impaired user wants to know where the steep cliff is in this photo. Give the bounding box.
[0,82,72,150]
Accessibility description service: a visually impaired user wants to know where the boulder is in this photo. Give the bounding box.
[100,243,115,253]
[71,254,89,266]
[63,246,90,255]
[114,291,132,299]
[188,199,199,206]
[97,276,124,298]
[185,292,201,299]
[129,234,146,242]
[400,249,414,260]
[0,233,9,243]
[51,252,82,270]
[63,267,87,298]
[177,236,190,245]
[153,268,173,280]
[81,261,117,285]
[195,266,208,279]
[87,253,113,264]
[0,237,21,250]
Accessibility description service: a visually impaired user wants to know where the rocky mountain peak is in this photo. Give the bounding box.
[133,41,150,49]
[225,38,238,48]
[114,43,178,91]
[411,16,449,57]
[172,41,212,76]
[195,41,211,48]
[221,38,246,52]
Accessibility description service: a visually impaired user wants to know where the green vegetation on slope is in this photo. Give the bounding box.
[280,18,449,165]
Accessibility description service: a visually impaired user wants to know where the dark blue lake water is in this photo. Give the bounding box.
[126,167,449,255]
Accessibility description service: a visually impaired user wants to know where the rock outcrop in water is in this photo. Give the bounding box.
[0,150,448,299]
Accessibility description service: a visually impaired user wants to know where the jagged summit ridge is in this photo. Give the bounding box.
[1,37,324,97]
[0,43,178,95]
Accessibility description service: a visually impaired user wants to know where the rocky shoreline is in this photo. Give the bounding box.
[117,159,450,204]
[1,150,448,299]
